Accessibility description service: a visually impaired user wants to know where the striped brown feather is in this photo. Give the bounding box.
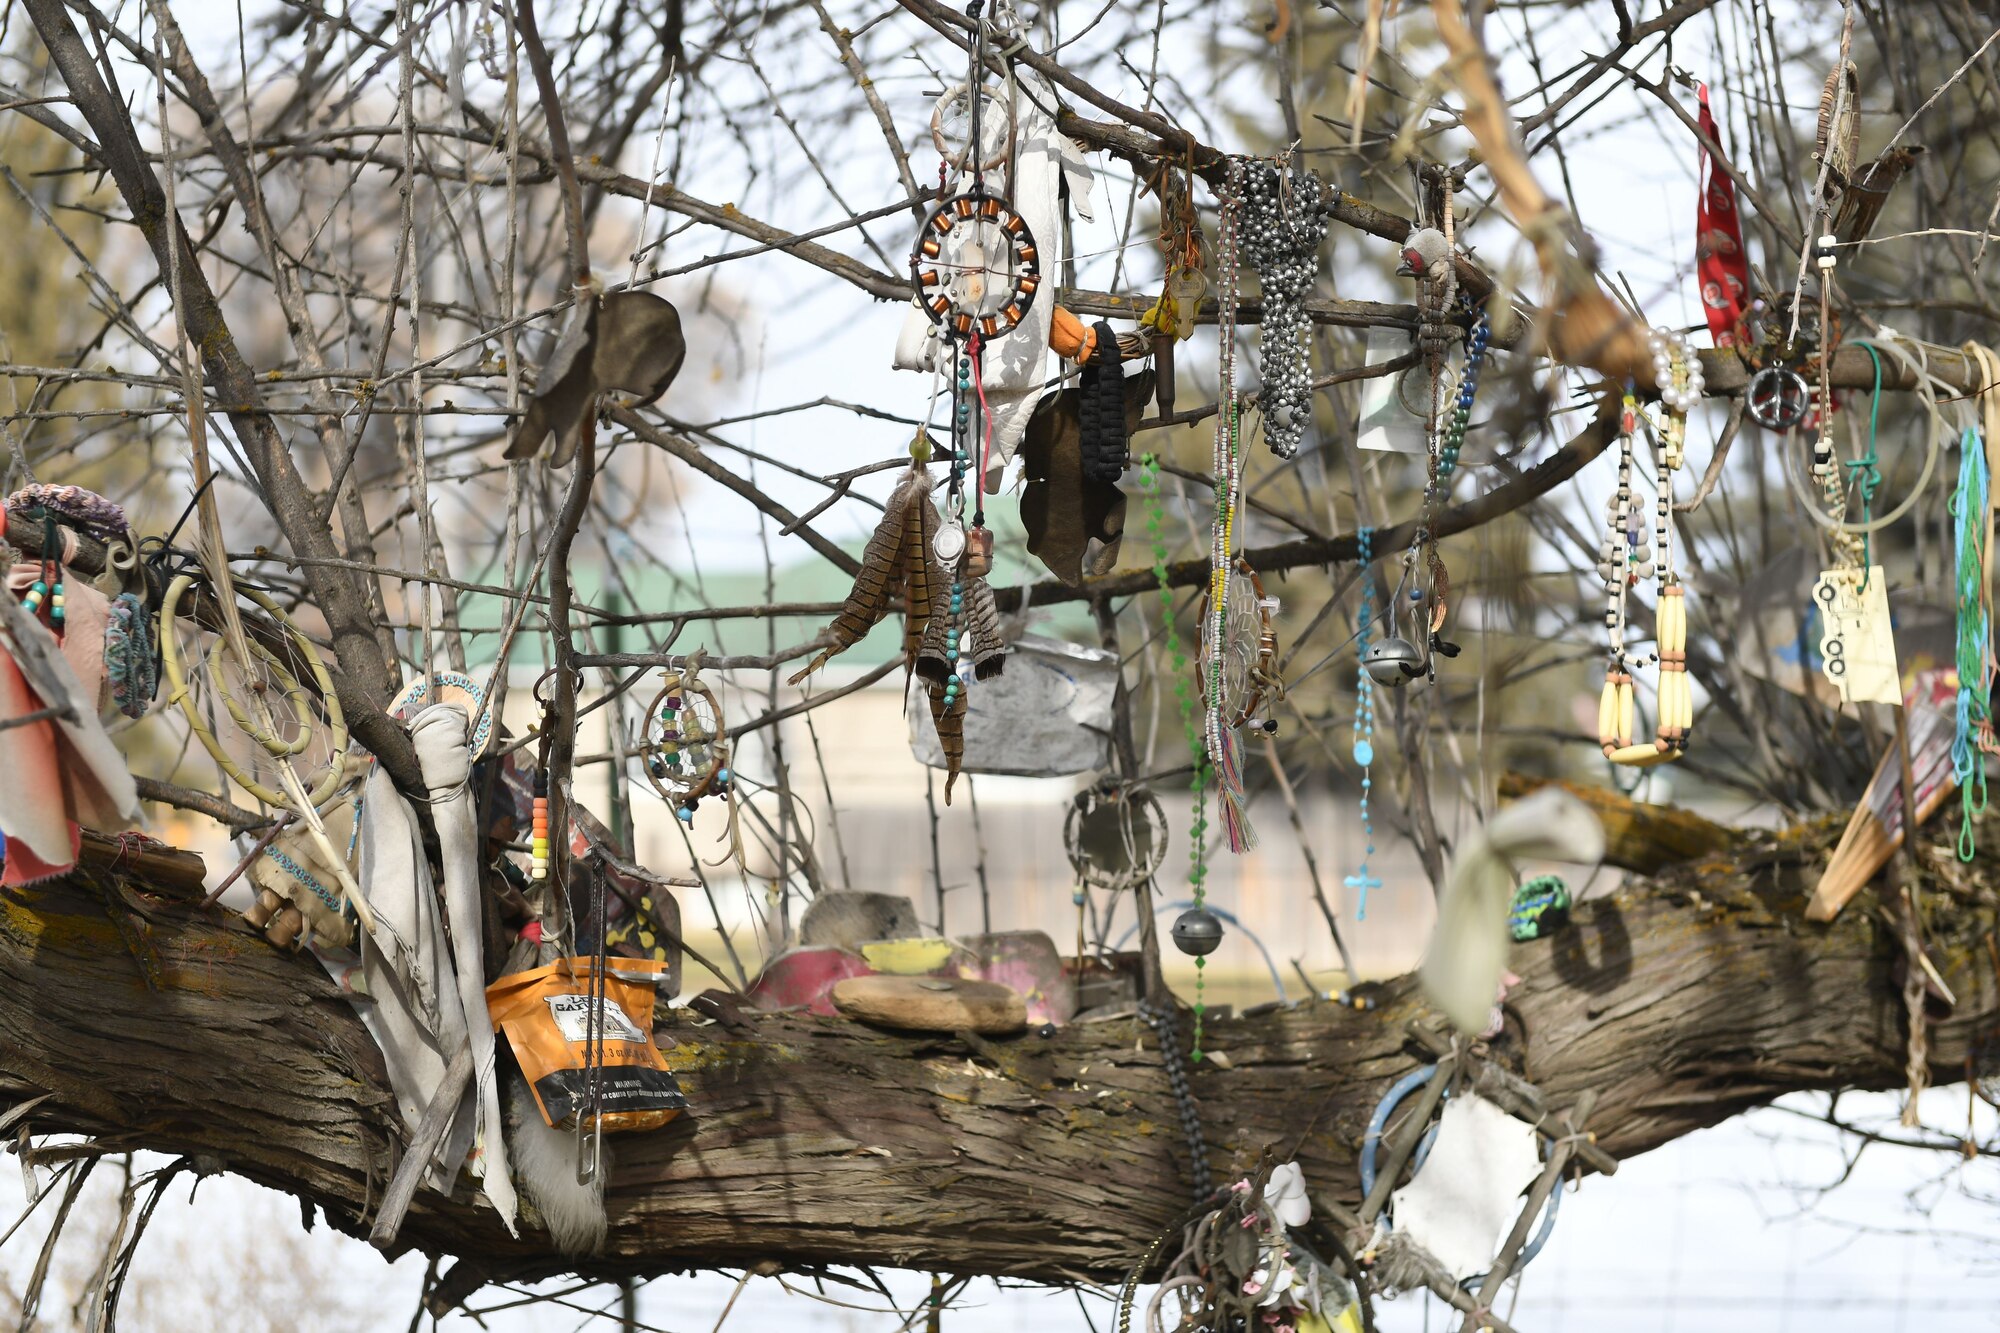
[927,682,965,803]
[913,562,955,685]
[787,468,923,685]
[900,496,939,665]
[962,576,1007,680]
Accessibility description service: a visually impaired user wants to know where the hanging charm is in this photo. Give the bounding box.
[910,192,1042,341]
[641,665,732,822]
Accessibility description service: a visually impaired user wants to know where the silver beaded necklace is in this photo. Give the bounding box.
[1236,157,1327,460]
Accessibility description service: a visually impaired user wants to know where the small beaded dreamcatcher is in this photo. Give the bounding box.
[640,667,732,822]
[1064,783,1170,960]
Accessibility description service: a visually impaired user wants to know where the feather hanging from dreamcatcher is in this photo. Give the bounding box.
[899,487,941,666]
[914,554,957,686]
[790,465,934,684]
[926,682,968,801]
[1205,566,1261,853]
[961,577,1007,680]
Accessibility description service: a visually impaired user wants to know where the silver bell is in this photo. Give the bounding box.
[1362,635,1423,685]
[1171,907,1225,957]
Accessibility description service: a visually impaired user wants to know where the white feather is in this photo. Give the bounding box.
[503,1068,607,1258]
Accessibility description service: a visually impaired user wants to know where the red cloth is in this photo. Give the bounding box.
[1695,84,1751,348]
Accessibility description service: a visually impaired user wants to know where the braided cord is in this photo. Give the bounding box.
[1952,424,1991,859]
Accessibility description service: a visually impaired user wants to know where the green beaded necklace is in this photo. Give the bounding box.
[1141,454,1213,1058]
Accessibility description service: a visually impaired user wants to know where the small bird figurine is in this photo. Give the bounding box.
[1830,145,1926,246]
[1396,226,1451,280]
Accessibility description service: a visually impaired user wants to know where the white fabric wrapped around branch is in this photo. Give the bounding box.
[352,705,518,1232]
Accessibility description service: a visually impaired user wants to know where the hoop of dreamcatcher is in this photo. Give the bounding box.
[640,667,730,820]
[1198,556,1282,732]
[1064,784,1169,893]
[390,670,494,755]
[158,571,352,810]
[929,82,1015,174]
[910,191,1042,340]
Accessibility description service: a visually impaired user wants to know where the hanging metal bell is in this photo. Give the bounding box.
[1171,907,1224,957]
[1362,635,1423,685]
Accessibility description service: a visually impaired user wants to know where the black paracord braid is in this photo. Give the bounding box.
[1079,321,1129,483]
[1141,998,1211,1202]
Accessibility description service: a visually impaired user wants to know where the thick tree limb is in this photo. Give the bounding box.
[1498,772,1744,875]
[0,812,1989,1288]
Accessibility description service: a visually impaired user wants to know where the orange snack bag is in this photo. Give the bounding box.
[486,957,686,1132]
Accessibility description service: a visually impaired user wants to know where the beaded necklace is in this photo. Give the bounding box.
[19,515,65,632]
[1235,158,1327,460]
[1203,161,1254,855]
[1346,527,1382,919]
[1436,298,1491,487]
[1141,454,1219,1060]
[532,685,556,885]
[1595,333,1696,766]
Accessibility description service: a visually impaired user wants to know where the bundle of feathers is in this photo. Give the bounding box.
[789,459,1003,799]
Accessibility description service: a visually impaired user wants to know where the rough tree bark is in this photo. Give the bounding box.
[0,805,1992,1291]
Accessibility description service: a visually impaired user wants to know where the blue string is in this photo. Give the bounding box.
[1849,344,1884,587]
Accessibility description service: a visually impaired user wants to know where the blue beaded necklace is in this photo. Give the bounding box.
[1436,299,1490,487]
[1346,527,1381,919]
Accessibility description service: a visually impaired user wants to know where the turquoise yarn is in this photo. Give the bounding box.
[1951,425,1990,860]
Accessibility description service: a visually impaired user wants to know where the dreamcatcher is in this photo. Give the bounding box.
[887,6,1034,797]
[1201,558,1283,736]
[159,573,354,810]
[1064,783,1169,958]
[929,82,1014,175]
[159,568,371,937]
[389,669,494,754]
[639,666,732,822]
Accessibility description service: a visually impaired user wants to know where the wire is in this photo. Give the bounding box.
[1781,336,1952,537]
